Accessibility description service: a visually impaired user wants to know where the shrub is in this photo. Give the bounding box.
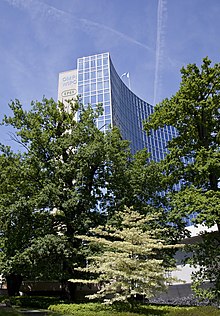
[9,296,65,309]
[168,306,220,316]
[48,303,220,316]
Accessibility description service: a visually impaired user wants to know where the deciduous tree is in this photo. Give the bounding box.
[144,57,220,301]
[71,206,183,304]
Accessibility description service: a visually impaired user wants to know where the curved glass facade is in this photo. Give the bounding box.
[58,52,177,160]
[109,57,177,158]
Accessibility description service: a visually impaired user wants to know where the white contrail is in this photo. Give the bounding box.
[5,0,153,53]
[153,0,167,105]
[80,18,152,52]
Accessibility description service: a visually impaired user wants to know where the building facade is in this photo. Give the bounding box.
[58,52,177,159]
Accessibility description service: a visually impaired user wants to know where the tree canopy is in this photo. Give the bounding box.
[144,57,220,301]
[145,57,220,230]
[0,98,174,297]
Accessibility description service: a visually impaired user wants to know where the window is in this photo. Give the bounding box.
[83,96,90,105]
[97,58,102,67]
[91,83,96,91]
[97,70,102,78]
[84,84,90,92]
[91,95,96,104]
[91,59,96,68]
[104,81,109,89]
[104,93,110,101]
[97,82,103,90]
[103,57,108,65]
[78,73,83,82]
[98,94,103,102]
[91,71,96,79]
[105,106,110,115]
[84,72,90,80]
[78,86,83,94]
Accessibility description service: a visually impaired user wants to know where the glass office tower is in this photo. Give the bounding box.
[58,52,177,159]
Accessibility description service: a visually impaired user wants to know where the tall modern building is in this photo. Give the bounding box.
[58,52,177,159]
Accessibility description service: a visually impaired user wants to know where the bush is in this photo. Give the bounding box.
[48,303,147,316]
[168,306,220,316]
[48,303,220,316]
[0,309,21,316]
[9,295,66,309]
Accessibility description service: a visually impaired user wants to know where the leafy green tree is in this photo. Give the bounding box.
[187,231,220,302]
[0,96,184,297]
[1,98,171,297]
[144,57,220,301]
[71,206,183,304]
[0,98,130,296]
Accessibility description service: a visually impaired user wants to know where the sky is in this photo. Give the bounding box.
[1,0,220,147]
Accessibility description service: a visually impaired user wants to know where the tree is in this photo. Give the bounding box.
[1,98,172,297]
[71,206,183,305]
[0,96,184,297]
[144,57,220,301]
[0,98,131,296]
[187,231,220,303]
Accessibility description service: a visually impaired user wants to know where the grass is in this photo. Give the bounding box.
[0,308,22,316]
[1,296,220,316]
[48,302,220,316]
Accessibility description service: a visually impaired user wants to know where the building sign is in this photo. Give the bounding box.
[58,69,78,109]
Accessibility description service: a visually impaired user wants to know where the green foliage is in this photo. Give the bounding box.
[0,309,21,316]
[144,57,220,227]
[167,306,220,316]
[9,295,66,309]
[48,303,220,316]
[186,232,220,302]
[144,57,220,301]
[0,98,133,289]
[71,207,183,304]
[0,96,178,294]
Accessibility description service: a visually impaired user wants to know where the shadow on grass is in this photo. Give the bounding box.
[110,302,169,315]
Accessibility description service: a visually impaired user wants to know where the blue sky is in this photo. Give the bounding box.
[1,0,220,147]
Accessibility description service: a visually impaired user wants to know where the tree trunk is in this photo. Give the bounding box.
[6,273,23,296]
[61,280,77,301]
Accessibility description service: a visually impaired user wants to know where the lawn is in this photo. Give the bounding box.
[1,298,220,316]
[48,302,220,316]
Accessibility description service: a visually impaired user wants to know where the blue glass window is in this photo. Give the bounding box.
[104,93,110,101]
[103,57,108,65]
[97,70,102,78]
[105,119,111,126]
[91,71,96,79]
[84,72,90,80]
[91,95,96,104]
[98,94,103,102]
[83,96,90,105]
[98,120,104,129]
[78,62,83,70]
[78,86,83,94]
[103,69,109,78]
[97,59,102,67]
[84,84,90,92]
[91,59,96,68]
[97,82,103,90]
[105,106,110,115]
[91,83,96,91]
[104,81,109,89]
[78,73,83,82]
